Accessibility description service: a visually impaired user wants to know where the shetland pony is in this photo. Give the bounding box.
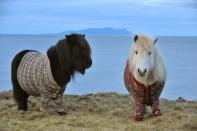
[11,34,92,115]
[124,34,167,121]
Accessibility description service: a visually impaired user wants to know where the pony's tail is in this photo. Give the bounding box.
[11,50,32,111]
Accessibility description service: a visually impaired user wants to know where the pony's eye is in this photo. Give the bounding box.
[148,52,151,55]
[135,51,138,54]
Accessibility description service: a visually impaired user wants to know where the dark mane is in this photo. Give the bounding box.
[47,39,72,87]
[47,34,92,87]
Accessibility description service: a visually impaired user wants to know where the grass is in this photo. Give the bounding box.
[0,91,196,131]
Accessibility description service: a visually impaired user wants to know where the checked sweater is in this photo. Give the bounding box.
[17,51,61,98]
[17,51,66,112]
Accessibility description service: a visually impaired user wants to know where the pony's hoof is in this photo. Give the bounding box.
[57,111,66,115]
[153,110,161,117]
[133,115,143,121]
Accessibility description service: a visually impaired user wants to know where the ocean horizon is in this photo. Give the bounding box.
[0,35,197,100]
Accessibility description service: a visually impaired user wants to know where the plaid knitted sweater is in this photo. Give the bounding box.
[17,51,61,98]
[124,61,165,120]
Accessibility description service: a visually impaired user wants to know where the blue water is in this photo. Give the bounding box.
[0,35,197,100]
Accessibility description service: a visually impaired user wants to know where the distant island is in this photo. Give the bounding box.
[60,27,132,36]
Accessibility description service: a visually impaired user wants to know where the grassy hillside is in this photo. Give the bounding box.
[0,91,196,131]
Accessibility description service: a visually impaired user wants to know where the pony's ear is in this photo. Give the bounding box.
[154,38,158,44]
[83,34,85,37]
[65,35,69,39]
[134,35,138,42]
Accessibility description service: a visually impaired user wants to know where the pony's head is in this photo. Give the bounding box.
[65,34,92,75]
[47,34,92,86]
[129,34,158,80]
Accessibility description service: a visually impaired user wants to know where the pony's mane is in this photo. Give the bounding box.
[47,34,92,87]
[128,35,167,86]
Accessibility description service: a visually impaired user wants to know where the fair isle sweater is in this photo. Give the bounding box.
[17,51,61,98]
[124,61,165,119]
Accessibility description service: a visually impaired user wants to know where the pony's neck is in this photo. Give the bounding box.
[47,47,73,87]
[153,48,167,81]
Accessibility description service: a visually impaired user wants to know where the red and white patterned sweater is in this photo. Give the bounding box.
[124,61,165,121]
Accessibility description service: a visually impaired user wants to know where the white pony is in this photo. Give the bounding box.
[124,34,167,121]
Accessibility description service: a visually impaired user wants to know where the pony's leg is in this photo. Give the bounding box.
[17,93,29,111]
[12,82,29,111]
[11,50,30,111]
[134,97,145,121]
[129,93,142,120]
[134,104,145,121]
[151,98,161,116]
[12,71,29,111]
[55,93,65,115]
[40,96,50,112]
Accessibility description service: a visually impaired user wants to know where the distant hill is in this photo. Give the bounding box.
[60,27,132,36]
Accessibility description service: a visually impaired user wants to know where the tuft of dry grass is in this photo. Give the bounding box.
[0,91,196,131]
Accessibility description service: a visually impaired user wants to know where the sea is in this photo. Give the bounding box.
[0,35,197,100]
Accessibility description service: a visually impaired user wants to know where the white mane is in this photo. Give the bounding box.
[128,35,167,86]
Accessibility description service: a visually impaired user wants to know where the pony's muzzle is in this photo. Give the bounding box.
[138,68,147,77]
[85,59,92,69]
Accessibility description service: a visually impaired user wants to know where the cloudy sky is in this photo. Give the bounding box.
[0,0,197,35]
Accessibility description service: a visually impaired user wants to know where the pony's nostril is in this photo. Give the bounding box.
[144,68,147,73]
[138,68,140,74]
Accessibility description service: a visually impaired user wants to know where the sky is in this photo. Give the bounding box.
[0,0,197,36]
